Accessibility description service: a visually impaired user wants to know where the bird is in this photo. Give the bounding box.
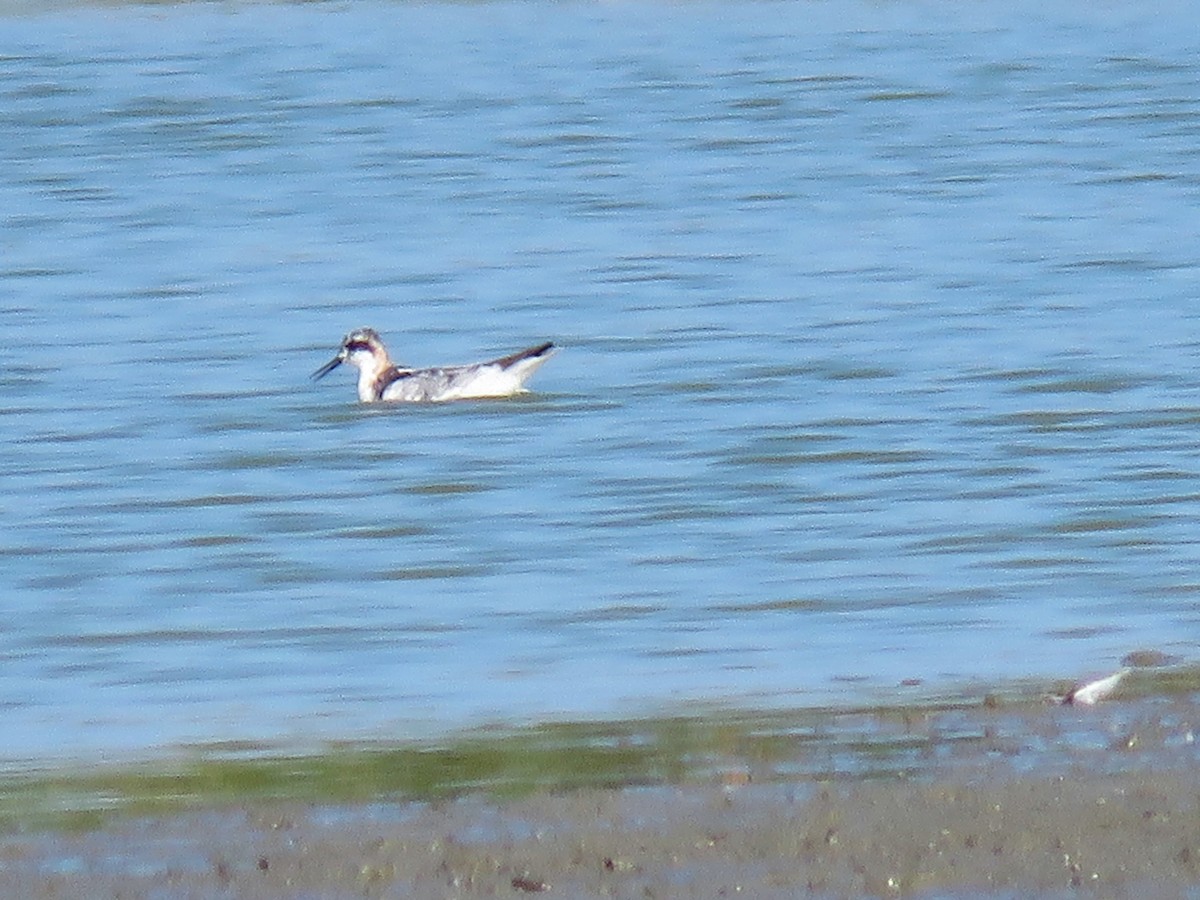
[312,327,557,403]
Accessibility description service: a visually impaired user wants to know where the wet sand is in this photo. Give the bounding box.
[2,690,1197,898]
[4,771,1198,898]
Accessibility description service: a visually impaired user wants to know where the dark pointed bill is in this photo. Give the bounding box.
[311,353,344,380]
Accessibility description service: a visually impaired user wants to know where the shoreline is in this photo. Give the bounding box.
[1,685,1197,897]
[3,767,1197,898]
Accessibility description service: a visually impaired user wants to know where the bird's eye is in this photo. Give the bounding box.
[345,340,372,352]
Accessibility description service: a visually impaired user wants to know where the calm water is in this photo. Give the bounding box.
[2,0,1200,767]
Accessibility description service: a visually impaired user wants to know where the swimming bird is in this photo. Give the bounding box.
[312,328,557,403]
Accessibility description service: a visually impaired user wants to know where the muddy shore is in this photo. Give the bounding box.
[5,771,1198,899]
[1,688,1197,898]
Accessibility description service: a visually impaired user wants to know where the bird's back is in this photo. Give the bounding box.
[379,342,556,402]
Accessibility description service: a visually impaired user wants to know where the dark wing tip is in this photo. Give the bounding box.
[494,341,557,369]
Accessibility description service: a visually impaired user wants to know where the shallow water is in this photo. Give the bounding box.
[2,0,1199,767]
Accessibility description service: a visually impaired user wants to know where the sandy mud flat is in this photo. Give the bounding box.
[0,688,1197,898]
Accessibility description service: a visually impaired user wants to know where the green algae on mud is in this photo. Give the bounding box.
[1,665,1196,834]
[0,705,919,833]
[0,691,1197,899]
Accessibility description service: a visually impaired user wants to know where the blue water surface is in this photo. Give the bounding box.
[2,0,1199,766]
